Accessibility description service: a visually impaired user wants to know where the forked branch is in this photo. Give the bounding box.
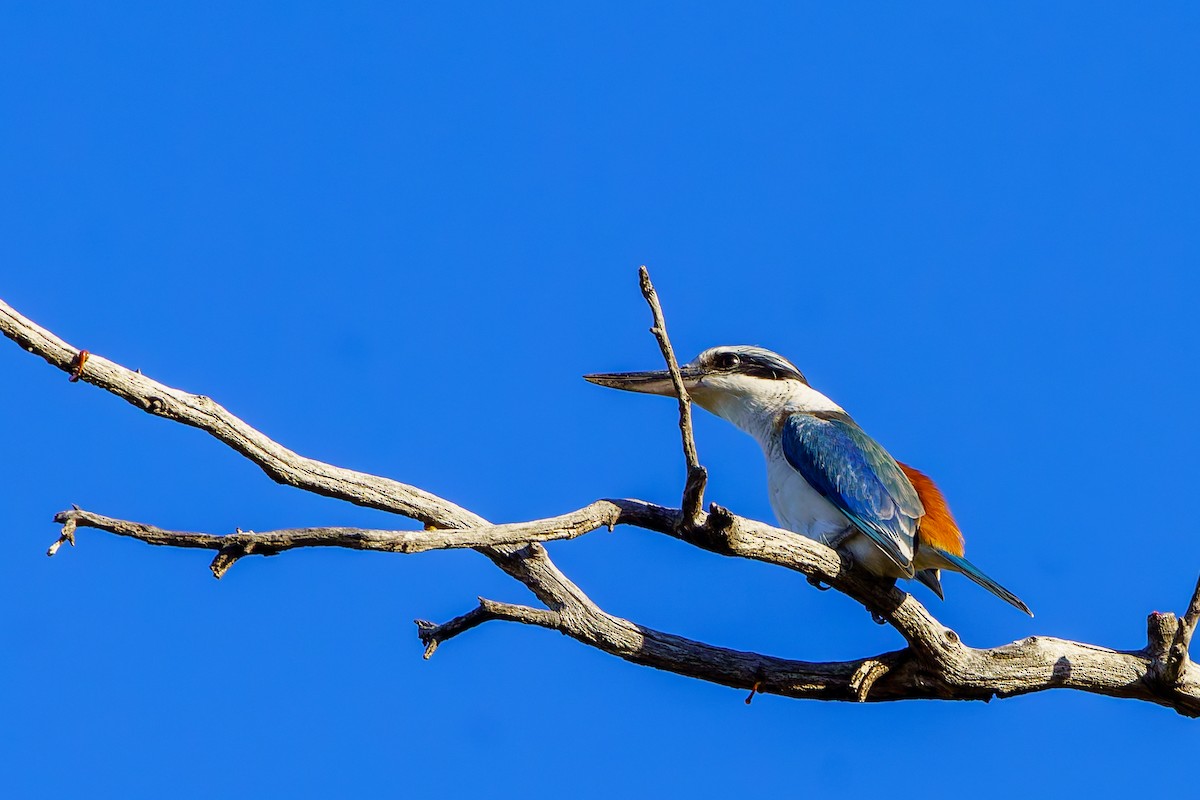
[3,273,1199,716]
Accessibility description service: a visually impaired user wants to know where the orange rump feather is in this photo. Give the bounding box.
[898,462,965,557]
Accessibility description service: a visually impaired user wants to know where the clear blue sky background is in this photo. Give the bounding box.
[3,4,1198,797]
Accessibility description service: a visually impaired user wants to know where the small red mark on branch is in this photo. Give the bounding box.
[69,350,90,382]
[745,680,762,705]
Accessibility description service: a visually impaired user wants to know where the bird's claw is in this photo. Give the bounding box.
[806,576,832,592]
[870,611,887,625]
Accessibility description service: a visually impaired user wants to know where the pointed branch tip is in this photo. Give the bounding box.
[48,513,79,556]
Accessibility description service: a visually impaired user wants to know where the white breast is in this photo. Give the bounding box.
[691,372,909,577]
[764,443,851,544]
[763,443,907,578]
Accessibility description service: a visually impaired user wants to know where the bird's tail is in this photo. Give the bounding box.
[926,546,1033,617]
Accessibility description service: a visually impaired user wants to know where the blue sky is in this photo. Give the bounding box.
[3,4,1199,797]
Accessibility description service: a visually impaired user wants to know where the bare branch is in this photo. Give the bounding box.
[1166,574,1200,684]
[53,495,949,658]
[638,266,707,526]
[416,599,562,659]
[50,504,624,577]
[46,506,79,556]
[0,297,610,617]
[5,290,1200,716]
[52,498,1200,715]
[414,593,1200,714]
[0,299,482,530]
[1181,575,1200,652]
[614,499,951,660]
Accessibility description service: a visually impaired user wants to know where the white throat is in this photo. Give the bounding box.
[690,374,844,449]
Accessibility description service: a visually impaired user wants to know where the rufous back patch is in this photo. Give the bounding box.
[899,462,965,557]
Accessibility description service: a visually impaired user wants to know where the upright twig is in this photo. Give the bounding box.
[638,266,707,526]
[1167,574,1200,684]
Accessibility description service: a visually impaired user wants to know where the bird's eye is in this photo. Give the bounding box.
[719,353,741,370]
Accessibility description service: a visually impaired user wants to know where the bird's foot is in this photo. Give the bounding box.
[827,525,857,550]
[806,576,832,592]
[870,611,887,626]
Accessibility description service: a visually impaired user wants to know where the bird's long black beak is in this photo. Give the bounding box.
[583,367,700,396]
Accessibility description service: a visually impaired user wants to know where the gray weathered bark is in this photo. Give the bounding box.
[3,271,1198,716]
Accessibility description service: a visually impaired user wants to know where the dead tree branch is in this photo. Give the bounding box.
[1164,575,1200,686]
[3,275,1199,716]
[639,265,707,526]
[50,505,625,578]
[416,599,562,659]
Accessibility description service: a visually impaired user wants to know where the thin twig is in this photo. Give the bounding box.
[415,598,561,659]
[638,266,707,525]
[50,504,625,577]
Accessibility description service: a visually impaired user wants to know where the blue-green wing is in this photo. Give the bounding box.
[781,413,923,575]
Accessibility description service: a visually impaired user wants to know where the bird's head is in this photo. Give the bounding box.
[584,345,813,423]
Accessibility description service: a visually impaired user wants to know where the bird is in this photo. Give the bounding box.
[585,344,1031,615]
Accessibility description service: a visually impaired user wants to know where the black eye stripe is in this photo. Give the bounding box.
[740,363,806,383]
[714,351,807,384]
[697,347,808,384]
